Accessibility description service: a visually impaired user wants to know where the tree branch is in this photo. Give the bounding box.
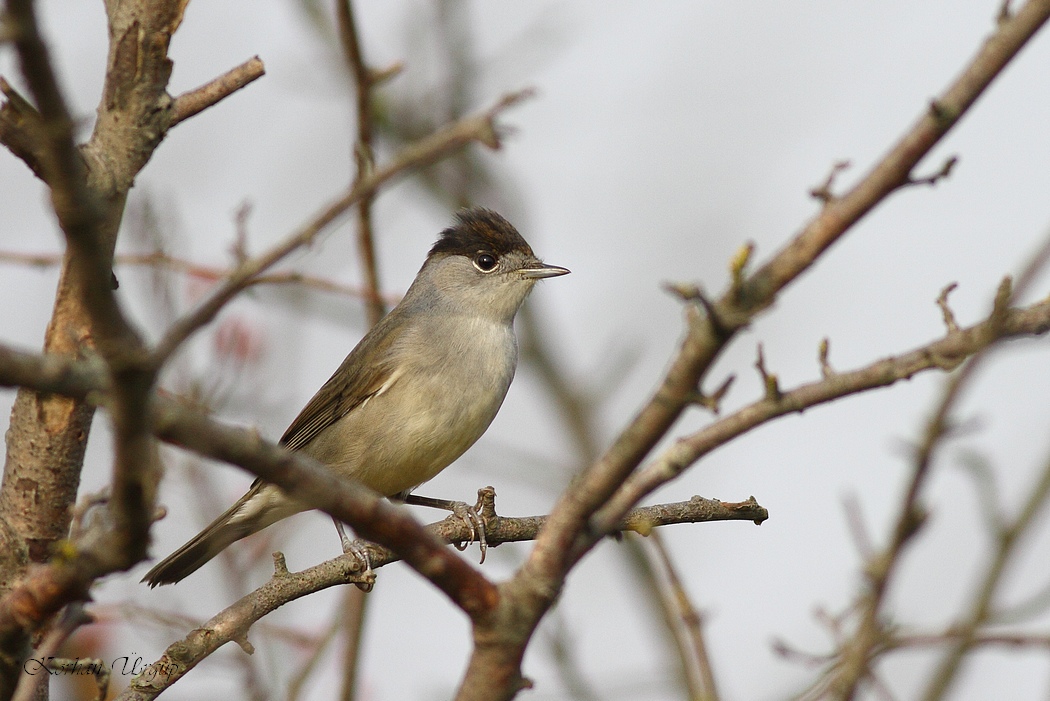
[0,249,387,301]
[170,56,265,127]
[813,236,1050,700]
[337,0,386,326]
[0,76,47,179]
[150,87,534,367]
[456,4,1050,697]
[114,493,758,701]
[594,292,1050,534]
[1,3,184,694]
[148,400,500,615]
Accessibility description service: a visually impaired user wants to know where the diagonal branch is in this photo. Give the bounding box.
[0,76,47,179]
[593,292,1050,534]
[170,56,265,126]
[148,399,500,618]
[151,88,533,367]
[455,4,1050,698]
[817,238,1050,700]
[536,0,1050,588]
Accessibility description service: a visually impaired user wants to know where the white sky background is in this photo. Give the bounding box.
[2,1,1050,699]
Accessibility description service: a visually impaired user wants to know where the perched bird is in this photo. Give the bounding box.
[143,208,569,587]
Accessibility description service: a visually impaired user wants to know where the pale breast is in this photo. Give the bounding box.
[301,314,518,497]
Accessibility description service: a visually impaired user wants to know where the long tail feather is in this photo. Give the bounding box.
[142,482,275,587]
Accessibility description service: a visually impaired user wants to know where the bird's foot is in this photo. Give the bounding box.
[344,538,375,592]
[402,494,488,564]
[334,518,375,591]
[448,500,488,564]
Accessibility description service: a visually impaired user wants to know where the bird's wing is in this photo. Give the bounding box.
[279,311,406,452]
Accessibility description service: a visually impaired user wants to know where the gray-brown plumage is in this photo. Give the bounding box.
[142,208,568,587]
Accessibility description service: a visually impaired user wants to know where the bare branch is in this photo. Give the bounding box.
[518,4,1050,632]
[337,0,385,326]
[648,530,722,701]
[749,1,1049,303]
[921,448,1050,700]
[892,630,1050,650]
[593,292,1050,538]
[0,249,386,300]
[0,3,186,684]
[818,235,1050,700]
[902,154,958,189]
[170,56,265,127]
[114,492,759,700]
[151,88,534,367]
[936,283,960,333]
[0,76,47,179]
[809,159,852,204]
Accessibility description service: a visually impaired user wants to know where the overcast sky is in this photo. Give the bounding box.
[3,2,1050,700]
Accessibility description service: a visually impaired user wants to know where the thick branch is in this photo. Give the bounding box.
[149,401,499,619]
[1,3,183,693]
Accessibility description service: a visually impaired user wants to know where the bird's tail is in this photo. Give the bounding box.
[141,482,292,587]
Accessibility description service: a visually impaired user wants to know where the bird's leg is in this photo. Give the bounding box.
[398,493,488,564]
[333,518,375,592]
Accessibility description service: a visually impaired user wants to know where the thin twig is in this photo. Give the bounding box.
[593,291,1050,536]
[522,3,1050,647]
[0,249,389,300]
[151,88,533,367]
[112,493,758,701]
[935,283,959,333]
[828,233,1050,700]
[338,0,385,326]
[920,441,1050,700]
[170,56,265,127]
[648,530,721,701]
[901,155,958,188]
[809,160,851,204]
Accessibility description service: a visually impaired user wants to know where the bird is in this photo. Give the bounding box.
[142,207,569,587]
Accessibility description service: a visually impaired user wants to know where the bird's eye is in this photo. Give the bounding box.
[473,252,497,272]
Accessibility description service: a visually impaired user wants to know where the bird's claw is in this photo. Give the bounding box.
[449,501,487,564]
[340,534,375,592]
[334,518,375,591]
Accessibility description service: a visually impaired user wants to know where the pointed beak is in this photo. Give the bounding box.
[521,262,571,280]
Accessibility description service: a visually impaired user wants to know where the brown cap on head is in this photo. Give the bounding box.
[429,208,535,259]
